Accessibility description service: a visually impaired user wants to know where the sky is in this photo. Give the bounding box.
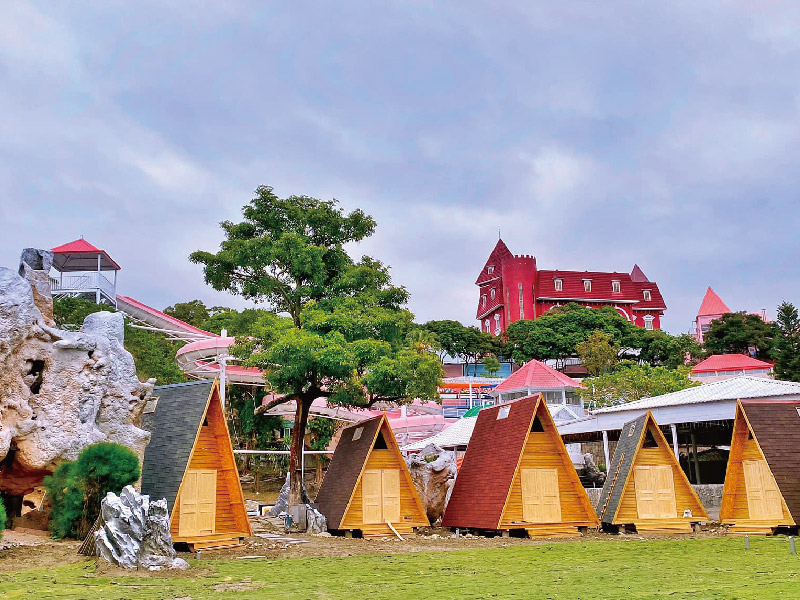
[2,1,800,335]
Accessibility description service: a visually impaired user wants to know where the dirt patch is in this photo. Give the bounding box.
[0,532,84,572]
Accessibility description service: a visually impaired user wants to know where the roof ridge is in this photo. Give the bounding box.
[154,380,214,390]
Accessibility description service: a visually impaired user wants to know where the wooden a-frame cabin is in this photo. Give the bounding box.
[315,414,429,538]
[442,394,599,537]
[720,400,800,535]
[596,411,708,534]
[141,380,252,550]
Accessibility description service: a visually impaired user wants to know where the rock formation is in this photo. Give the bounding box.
[582,452,606,486]
[405,444,457,524]
[0,249,153,497]
[94,486,188,570]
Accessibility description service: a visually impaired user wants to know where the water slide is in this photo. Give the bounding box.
[114,295,447,438]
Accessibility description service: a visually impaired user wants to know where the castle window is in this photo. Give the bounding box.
[487,265,494,275]
[482,294,487,307]
[490,288,496,300]
[554,278,563,291]
[612,281,620,293]
[643,315,654,330]
[485,319,491,331]
[583,279,592,292]
[643,289,651,301]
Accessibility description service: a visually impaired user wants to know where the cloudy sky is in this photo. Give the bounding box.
[2,2,799,334]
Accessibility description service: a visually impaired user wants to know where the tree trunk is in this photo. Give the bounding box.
[288,396,311,507]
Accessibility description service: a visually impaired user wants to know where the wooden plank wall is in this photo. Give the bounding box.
[340,448,427,534]
[172,394,249,538]
[615,447,704,524]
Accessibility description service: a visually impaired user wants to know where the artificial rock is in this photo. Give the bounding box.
[405,443,457,524]
[0,250,152,496]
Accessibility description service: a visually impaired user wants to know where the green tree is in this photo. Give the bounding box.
[576,330,618,376]
[482,355,501,377]
[0,497,6,537]
[703,312,775,359]
[163,299,213,328]
[505,304,638,367]
[637,330,703,369]
[578,362,698,408]
[191,186,443,506]
[423,320,498,374]
[53,297,185,384]
[773,302,800,382]
[44,442,141,539]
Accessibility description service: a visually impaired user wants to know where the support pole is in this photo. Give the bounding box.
[96,254,102,304]
[670,424,679,459]
[602,430,610,469]
[691,433,701,484]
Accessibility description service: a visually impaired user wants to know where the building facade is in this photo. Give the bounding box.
[475,240,666,335]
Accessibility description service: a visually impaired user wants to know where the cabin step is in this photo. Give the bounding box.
[190,539,244,550]
[525,527,582,538]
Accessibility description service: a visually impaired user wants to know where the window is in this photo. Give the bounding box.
[518,283,524,320]
[497,405,511,420]
[485,319,491,331]
[612,281,620,293]
[643,315,654,331]
[554,278,563,291]
[482,294,486,307]
[143,396,159,414]
[583,280,592,292]
[643,289,652,301]
[487,265,494,274]
[490,288,496,300]
[352,426,364,441]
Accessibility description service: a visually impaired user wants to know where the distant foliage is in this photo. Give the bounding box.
[44,442,141,539]
[163,299,213,328]
[703,312,775,359]
[576,331,618,376]
[578,362,699,408]
[482,355,502,377]
[773,302,800,382]
[52,297,185,384]
[0,497,6,539]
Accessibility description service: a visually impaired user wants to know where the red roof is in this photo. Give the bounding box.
[51,238,121,271]
[697,287,730,317]
[536,269,666,309]
[692,354,773,374]
[493,359,581,393]
[442,395,540,529]
[475,239,513,285]
[630,264,649,283]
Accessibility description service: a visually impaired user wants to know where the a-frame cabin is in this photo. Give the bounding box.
[316,414,429,538]
[720,400,800,535]
[442,395,599,537]
[141,380,252,550]
[596,411,708,534]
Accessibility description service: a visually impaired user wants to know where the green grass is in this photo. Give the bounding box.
[1,537,799,599]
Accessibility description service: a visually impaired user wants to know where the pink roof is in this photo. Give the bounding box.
[697,287,731,316]
[116,295,216,337]
[692,354,773,374]
[493,359,582,392]
[475,239,513,285]
[51,238,121,271]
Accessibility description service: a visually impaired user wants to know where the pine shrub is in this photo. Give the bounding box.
[44,442,140,539]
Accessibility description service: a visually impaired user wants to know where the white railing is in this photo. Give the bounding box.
[50,271,116,299]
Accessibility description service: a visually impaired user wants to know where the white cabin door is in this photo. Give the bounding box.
[521,468,561,523]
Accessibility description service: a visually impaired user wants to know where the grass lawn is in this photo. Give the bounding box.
[1,537,798,599]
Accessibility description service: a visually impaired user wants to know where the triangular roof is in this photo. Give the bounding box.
[493,360,581,393]
[737,400,800,519]
[595,411,707,524]
[141,380,213,512]
[316,415,426,529]
[51,238,121,271]
[475,239,513,285]
[697,287,730,316]
[630,264,649,282]
[692,354,773,374]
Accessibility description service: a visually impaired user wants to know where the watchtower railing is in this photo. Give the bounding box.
[50,271,116,302]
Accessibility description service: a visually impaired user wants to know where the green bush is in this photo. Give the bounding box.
[0,497,6,539]
[44,442,141,539]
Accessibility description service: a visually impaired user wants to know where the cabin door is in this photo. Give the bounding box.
[743,460,783,520]
[521,468,561,523]
[362,469,401,524]
[634,465,677,519]
[179,469,216,536]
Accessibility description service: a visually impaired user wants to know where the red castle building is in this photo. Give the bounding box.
[476,240,666,335]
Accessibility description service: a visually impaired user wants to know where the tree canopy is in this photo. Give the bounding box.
[773,302,800,382]
[191,186,443,505]
[578,362,698,408]
[703,312,775,359]
[576,330,618,376]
